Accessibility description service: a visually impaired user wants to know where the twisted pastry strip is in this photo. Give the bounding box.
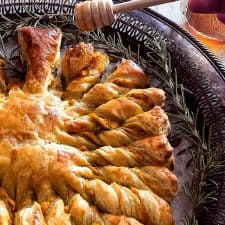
[125,88,165,111]
[62,43,109,99]
[56,106,170,150]
[62,162,177,202]
[64,101,92,120]
[0,188,14,225]
[70,194,143,225]
[66,97,143,134]
[82,83,128,108]
[73,88,165,131]
[59,106,170,150]
[51,164,174,225]
[64,71,102,99]
[1,178,145,225]
[66,88,165,134]
[45,198,71,225]
[56,134,174,169]
[86,134,173,168]
[56,128,99,150]
[81,58,149,106]
[14,201,46,225]
[54,133,173,168]
[46,134,174,169]
[13,187,46,225]
[98,106,170,147]
[35,180,56,214]
[35,180,71,225]
[64,83,125,120]
[62,43,109,82]
[82,58,149,107]
[105,59,149,89]
[62,42,94,81]
[63,165,177,203]
[65,58,149,119]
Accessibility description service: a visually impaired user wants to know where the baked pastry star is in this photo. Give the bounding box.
[0,26,178,225]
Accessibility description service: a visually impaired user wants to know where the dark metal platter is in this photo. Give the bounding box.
[1,0,225,224]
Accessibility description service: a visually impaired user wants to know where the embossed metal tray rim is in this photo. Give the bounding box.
[0,0,225,224]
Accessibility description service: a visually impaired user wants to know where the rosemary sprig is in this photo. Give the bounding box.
[0,36,24,75]
[0,10,223,225]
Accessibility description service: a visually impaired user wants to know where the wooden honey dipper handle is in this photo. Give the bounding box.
[113,0,177,14]
[75,0,178,32]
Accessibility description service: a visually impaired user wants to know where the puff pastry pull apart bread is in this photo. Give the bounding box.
[0,26,178,225]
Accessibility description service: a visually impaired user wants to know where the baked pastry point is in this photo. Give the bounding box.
[18,26,62,93]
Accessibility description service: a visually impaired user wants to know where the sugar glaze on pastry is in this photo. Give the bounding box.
[0,26,178,225]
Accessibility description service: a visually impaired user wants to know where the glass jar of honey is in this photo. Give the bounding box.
[182,0,225,42]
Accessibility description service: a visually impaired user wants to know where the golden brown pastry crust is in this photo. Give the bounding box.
[106,59,149,88]
[18,26,62,93]
[62,42,109,83]
[0,27,177,225]
[103,215,143,225]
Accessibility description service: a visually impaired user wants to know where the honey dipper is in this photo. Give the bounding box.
[74,0,178,31]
